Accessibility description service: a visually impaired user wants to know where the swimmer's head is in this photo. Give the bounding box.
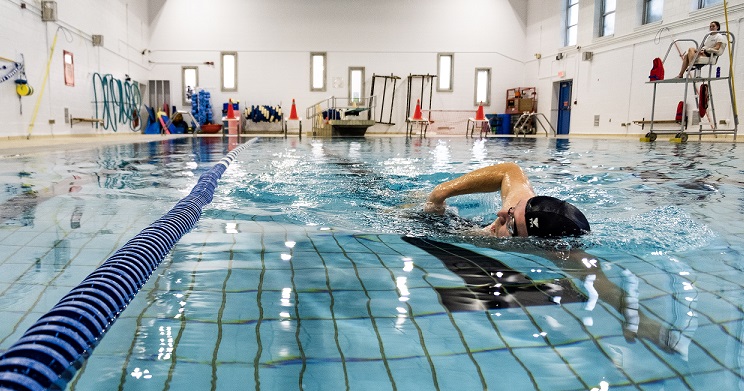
[523,196,590,237]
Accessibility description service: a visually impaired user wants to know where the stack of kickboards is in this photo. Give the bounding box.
[250,105,283,123]
[191,90,214,125]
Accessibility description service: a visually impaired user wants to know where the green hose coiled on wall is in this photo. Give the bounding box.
[92,73,142,132]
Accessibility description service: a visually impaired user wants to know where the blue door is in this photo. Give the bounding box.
[557,81,572,135]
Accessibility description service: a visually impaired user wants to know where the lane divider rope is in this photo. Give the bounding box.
[0,138,256,391]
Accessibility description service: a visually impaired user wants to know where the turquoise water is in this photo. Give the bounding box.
[1,137,743,390]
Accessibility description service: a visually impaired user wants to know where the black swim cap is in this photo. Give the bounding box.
[524,196,590,237]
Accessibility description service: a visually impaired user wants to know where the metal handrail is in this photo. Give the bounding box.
[662,38,699,64]
[305,96,377,122]
[534,113,557,136]
[514,112,555,137]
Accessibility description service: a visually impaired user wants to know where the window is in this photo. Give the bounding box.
[643,0,663,24]
[474,68,491,106]
[698,0,722,8]
[565,0,579,46]
[221,52,237,92]
[600,0,616,37]
[311,52,326,92]
[437,53,454,92]
[63,50,74,86]
[348,67,365,104]
[182,66,198,106]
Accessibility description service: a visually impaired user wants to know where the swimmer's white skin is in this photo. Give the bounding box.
[424,163,536,237]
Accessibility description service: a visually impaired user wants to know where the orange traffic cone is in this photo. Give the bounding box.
[288,99,299,120]
[412,99,423,120]
[475,102,485,121]
[227,98,236,119]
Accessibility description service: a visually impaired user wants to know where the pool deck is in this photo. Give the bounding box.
[1,131,740,156]
[0,133,190,156]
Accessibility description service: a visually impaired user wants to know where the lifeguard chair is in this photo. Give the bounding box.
[638,31,737,142]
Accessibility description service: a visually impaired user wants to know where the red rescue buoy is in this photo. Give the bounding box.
[699,84,709,117]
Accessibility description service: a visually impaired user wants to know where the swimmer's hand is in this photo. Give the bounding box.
[424,188,447,214]
[423,201,446,215]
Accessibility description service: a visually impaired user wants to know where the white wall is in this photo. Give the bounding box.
[526,0,744,135]
[0,0,150,138]
[2,0,743,137]
[145,0,528,134]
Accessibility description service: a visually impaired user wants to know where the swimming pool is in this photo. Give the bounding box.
[0,136,742,390]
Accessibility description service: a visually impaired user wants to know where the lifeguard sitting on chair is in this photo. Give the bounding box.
[676,21,727,78]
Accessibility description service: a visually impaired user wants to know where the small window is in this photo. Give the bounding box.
[63,50,74,87]
[698,0,722,8]
[600,0,616,37]
[437,53,454,92]
[348,67,365,104]
[474,68,491,106]
[311,52,326,92]
[182,66,198,106]
[643,0,663,24]
[566,0,579,46]
[221,52,237,92]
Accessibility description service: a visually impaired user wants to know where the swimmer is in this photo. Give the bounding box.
[423,163,692,358]
[424,162,590,238]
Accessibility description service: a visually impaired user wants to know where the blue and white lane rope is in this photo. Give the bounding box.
[0,138,256,391]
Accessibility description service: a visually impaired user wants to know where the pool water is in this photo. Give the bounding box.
[1,136,743,390]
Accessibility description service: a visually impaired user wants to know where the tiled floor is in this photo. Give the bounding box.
[64,220,744,390]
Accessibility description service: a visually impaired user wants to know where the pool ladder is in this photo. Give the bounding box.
[513,112,556,137]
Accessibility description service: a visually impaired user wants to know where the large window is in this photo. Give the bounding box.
[698,0,722,8]
[310,52,326,92]
[437,53,454,92]
[474,68,491,106]
[600,0,616,37]
[565,0,579,46]
[221,52,237,92]
[643,0,663,24]
[348,67,365,103]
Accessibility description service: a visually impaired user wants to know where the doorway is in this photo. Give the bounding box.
[555,80,572,135]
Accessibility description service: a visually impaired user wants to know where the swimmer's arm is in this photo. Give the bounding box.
[425,163,533,214]
[539,248,672,351]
